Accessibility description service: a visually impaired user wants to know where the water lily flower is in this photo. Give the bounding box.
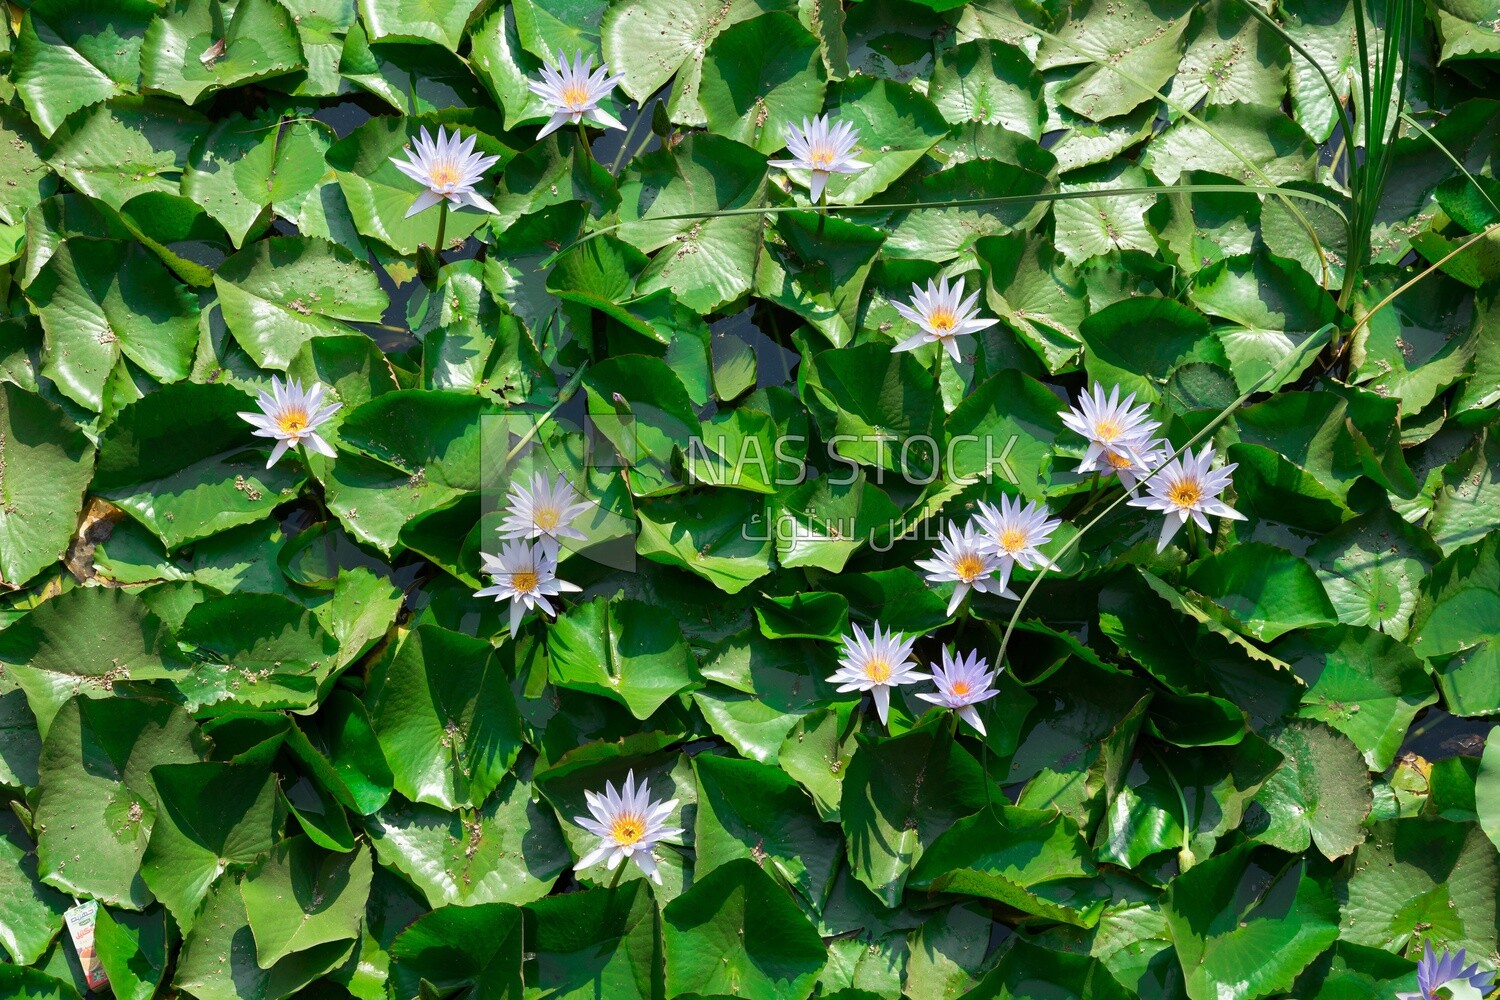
[573,770,682,884]
[474,538,580,638]
[768,114,870,203]
[915,520,1015,616]
[974,495,1060,583]
[1398,942,1496,1000]
[1128,445,1245,552]
[1062,383,1161,476]
[1097,437,1168,494]
[497,471,591,542]
[389,125,500,219]
[890,275,999,364]
[237,376,340,469]
[530,49,626,139]
[915,648,1001,735]
[830,621,929,725]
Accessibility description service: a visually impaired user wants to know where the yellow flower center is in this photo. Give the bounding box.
[864,658,892,683]
[610,814,646,846]
[512,570,539,593]
[1094,418,1121,442]
[277,409,309,437]
[1105,450,1134,470]
[927,309,957,334]
[950,679,971,696]
[953,554,985,582]
[998,528,1027,554]
[1167,480,1202,509]
[810,146,836,168]
[428,162,460,188]
[534,507,561,531]
[561,84,590,110]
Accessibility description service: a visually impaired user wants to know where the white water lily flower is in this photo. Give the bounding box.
[497,471,591,542]
[830,622,929,725]
[529,49,626,139]
[768,114,870,202]
[573,770,682,884]
[389,125,500,219]
[1099,437,1168,493]
[914,520,1016,615]
[237,376,340,469]
[1128,445,1245,552]
[916,648,1001,736]
[975,495,1061,576]
[474,538,580,637]
[890,276,999,364]
[1062,383,1161,474]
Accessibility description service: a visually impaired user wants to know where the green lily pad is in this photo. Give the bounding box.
[140,0,304,105]
[358,0,485,50]
[214,236,389,369]
[367,624,523,810]
[698,13,827,154]
[44,98,205,210]
[13,0,156,136]
[693,753,841,905]
[1163,843,1341,1000]
[241,837,372,967]
[1243,720,1371,860]
[34,697,200,909]
[27,237,199,413]
[843,720,990,907]
[0,384,94,590]
[173,875,355,1000]
[388,902,524,1000]
[524,881,659,1000]
[0,587,186,738]
[548,596,699,719]
[139,761,278,931]
[366,769,568,908]
[94,382,305,551]
[662,858,828,1000]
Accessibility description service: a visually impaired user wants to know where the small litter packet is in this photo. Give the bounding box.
[64,901,109,991]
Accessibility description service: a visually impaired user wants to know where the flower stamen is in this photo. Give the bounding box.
[1167,480,1203,509]
[953,554,985,581]
[610,814,646,846]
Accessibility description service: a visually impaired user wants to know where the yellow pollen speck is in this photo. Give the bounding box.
[1167,480,1202,509]
[953,554,985,581]
[864,659,892,683]
[512,570,539,593]
[610,814,645,846]
[277,409,309,437]
[999,528,1027,553]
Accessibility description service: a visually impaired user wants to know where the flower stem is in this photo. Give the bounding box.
[434,200,449,259]
[1073,473,1108,518]
[606,861,626,892]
